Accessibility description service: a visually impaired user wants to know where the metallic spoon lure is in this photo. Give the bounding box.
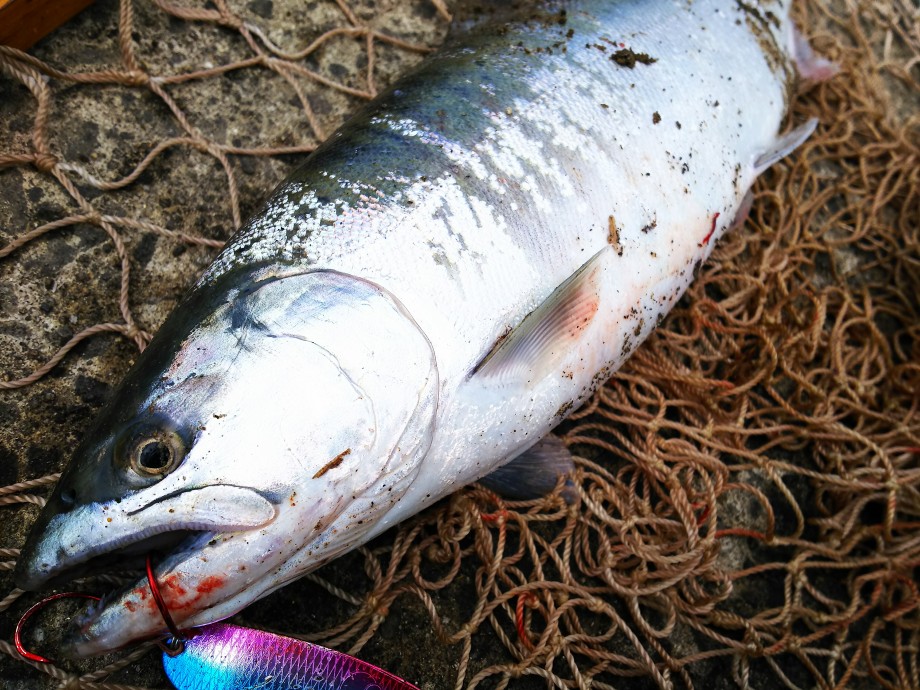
[162,623,420,690]
[13,560,416,689]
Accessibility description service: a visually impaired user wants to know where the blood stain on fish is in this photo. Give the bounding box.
[196,576,224,595]
[703,212,721,244]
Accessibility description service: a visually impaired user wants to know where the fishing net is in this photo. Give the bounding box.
[0,0,917,688]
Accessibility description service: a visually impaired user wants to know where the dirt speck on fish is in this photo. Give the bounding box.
[610,47,658,67]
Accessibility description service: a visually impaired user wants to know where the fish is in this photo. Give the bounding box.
[14,0,830,657]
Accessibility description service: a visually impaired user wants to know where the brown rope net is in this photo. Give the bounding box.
[0,0,917,688]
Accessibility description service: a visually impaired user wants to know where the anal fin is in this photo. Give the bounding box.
[478,435,577,503]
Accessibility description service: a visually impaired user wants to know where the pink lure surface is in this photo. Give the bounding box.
[163,623,419,690]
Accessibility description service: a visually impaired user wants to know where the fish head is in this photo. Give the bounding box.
[15,267,438,656]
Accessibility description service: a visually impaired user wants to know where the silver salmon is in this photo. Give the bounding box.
[15,0,825,656]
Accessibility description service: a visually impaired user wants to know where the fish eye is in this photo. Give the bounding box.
[117,422,186,479]
[132,436,180,476]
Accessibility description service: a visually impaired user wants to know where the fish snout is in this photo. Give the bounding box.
[14,479,84,590]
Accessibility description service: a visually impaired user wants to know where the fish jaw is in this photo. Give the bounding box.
[62,530,272,657]
[15,486,276,592]
[16,486,286,658]
[48,466,372,658]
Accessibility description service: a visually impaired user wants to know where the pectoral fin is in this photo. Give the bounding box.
[472,248,605,385]
[479,435,577,503]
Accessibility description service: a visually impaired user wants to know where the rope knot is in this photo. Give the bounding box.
[364,593,390,617]
[585,597,606,614]
[545,631,565,657]
[364,593,378,612]
[123,324,142,339]
[33,153,57,173]
[124,70,150,86]
[122,324,152,350]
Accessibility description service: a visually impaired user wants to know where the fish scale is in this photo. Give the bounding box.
[15,0,823,657]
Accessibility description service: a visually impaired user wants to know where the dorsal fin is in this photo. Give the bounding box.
[472,247,605,385]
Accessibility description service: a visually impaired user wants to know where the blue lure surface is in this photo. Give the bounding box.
[163,623,419,690]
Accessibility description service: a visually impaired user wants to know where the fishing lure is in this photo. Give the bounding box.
[162,623,419,690]
[14,559,417,690]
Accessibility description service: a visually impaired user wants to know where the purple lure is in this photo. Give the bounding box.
[163,623,419,690]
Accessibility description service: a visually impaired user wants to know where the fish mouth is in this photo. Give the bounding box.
[15,484,280,656]
[59,529,222,657]
[13,525,219,657]
[19,528,204,592]
[15,484,277,593]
